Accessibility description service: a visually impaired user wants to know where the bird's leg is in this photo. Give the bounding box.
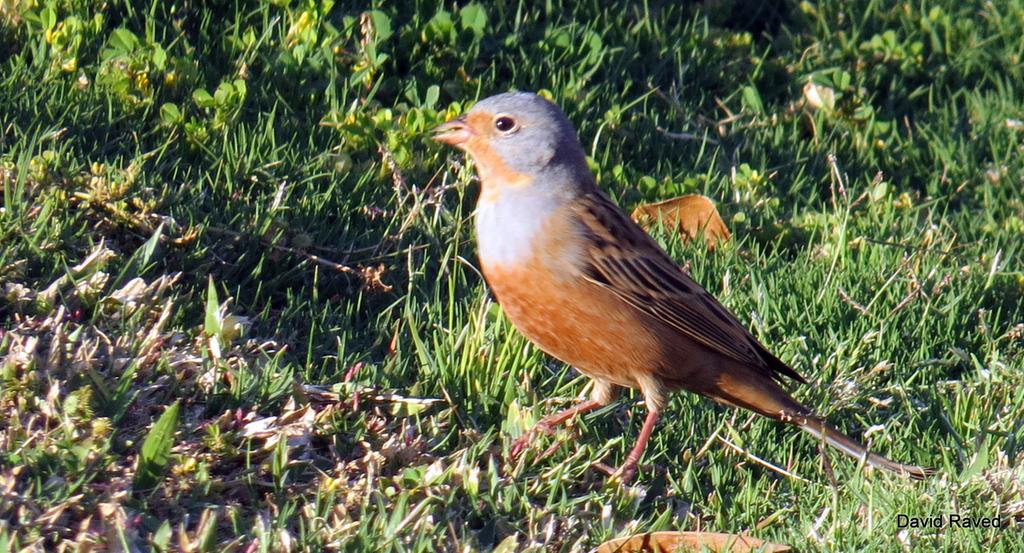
[612,406,661,484]
[509,399,603,459]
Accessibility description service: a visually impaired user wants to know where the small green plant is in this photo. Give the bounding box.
[322,87,450,169]
[133,401,180,490]
[349,9,392,88]
[860,29,925,71]
[192,79,249,130]
[421,3,488,50]
[26,4,104,73]
[803,68,897,151]
[160,79,249,148]
[97,28,156,103]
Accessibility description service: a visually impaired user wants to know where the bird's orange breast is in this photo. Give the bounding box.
[480,215,666,389]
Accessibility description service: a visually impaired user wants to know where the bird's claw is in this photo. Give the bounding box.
[609,462,638,485]
[508,436,532,460]
[508,422,554,460]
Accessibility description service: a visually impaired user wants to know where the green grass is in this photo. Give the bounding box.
[1,0,1023,550]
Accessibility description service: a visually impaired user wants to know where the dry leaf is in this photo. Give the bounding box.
[802,81,835,111]
[240,400,317,451]
[631,194,731,249]
[594,531,790,553]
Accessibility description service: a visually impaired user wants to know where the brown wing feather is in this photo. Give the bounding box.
[573,191,806,384]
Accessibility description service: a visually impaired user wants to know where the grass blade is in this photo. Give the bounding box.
[134,400,180,490]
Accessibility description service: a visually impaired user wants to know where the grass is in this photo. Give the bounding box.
[1,0,1023,550]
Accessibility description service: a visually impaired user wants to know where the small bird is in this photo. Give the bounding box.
[432,92,931,483]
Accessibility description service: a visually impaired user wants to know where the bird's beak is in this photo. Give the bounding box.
[431,116,474,146]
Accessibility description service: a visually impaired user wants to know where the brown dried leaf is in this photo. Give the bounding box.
[4,282,34,306]
[803,81,835,111]
[240,399,316,451]
[594,531,790,553]
[631,194,731,250]
[38,243,116,305]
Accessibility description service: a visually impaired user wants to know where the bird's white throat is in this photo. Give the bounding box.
[473,188,561,268]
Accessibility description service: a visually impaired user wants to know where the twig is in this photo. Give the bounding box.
[694,421,726,460]
[826,153,848,204]
[837,287,870,316]
[77,181,399,277]
[655,127,720,145]
[716,435,809,482]
[204,226,357,275]
[858,236,964,259]
[299,384,443,408]
[378,144,407,195]
[806,506,831,544]
[887,287,922,317]
[818,442,840,491]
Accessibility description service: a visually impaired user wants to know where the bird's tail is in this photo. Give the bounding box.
[706,368,933,479]
[798,417,934,480]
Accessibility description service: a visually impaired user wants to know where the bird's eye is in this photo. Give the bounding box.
[494,116,517,133]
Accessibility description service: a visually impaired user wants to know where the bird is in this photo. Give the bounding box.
[431,91,932,483]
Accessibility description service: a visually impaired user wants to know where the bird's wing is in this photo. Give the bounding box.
[573,191,805,384]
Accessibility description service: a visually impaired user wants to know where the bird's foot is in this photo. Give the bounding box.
[608,460,639,485]
[508,422,554,460]
[507,399,605,465]
[593,459,642,485]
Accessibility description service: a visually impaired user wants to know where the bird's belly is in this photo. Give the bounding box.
[482,258,663,389]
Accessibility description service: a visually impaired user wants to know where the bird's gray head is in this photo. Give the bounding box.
[432,92,589,177]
